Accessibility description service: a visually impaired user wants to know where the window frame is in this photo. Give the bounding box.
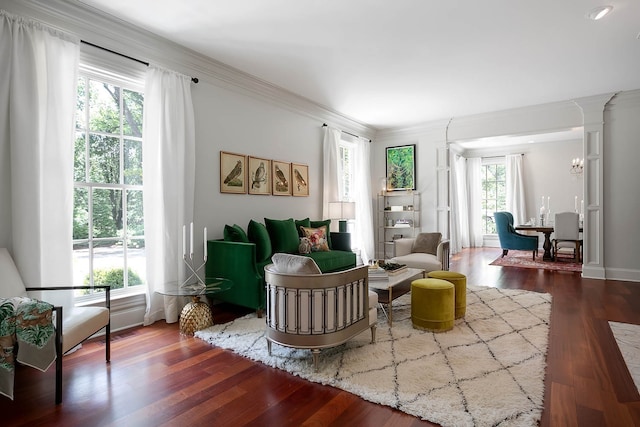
[481,157,506,236]
[73,47,147,303]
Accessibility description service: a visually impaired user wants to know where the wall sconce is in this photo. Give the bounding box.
[570,158,584,175]
[329,201,356,233]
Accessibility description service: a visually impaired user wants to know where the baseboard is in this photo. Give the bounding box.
[604,267,640,283]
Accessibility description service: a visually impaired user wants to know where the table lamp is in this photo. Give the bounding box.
[329,201,356,233]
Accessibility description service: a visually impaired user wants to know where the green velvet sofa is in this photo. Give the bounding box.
[205,217,356,317]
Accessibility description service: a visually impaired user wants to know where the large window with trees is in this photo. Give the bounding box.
[72,71,146,299]
[481,158,506,235]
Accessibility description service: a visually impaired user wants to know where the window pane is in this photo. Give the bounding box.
[73,187,89,240]
[123,89,144,137]
[93,188,122,238]
[74,132,86,182]
[72,241,90,290]
[90,81,120,134]
[89,134,120,184]
[124,139,142,185]
[127,189,144,237]
[128,239,146,287]
[93,241,125,291]
[76,77,87,131]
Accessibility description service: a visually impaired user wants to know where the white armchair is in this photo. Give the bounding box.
[390,233,450,272]
[264,254,377,371]
[0,248,110,404]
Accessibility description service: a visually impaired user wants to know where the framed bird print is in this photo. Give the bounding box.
[248,156,271,195]
[272,160,291,196]
[291,163,309,197]
[220,151,247,194]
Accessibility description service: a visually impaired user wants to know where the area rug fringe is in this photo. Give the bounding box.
[196,285,551,427]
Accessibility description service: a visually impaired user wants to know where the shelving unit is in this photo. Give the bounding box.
[377,191,420,259]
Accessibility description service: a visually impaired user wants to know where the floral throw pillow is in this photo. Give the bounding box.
[300,226,330,252]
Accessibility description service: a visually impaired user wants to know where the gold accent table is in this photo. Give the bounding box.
[158,278,233,335]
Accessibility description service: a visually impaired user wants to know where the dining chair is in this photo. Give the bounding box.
[553,212,582,262]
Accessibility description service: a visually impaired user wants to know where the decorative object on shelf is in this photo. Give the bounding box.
[377,192,420,259]
[385,144,416,191]
[272,160,292,195]
[570,157,584,175]
[248,156,271,195]
[291,163,309,196]
[329,201,356,232]
[182,222,207,288]
[220,151,247,194]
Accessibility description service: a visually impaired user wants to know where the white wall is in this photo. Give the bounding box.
[192,81,327,248]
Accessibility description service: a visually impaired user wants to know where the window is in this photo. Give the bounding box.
[72,71,145,299]
[338,140,354,202]
[481,159,506,234]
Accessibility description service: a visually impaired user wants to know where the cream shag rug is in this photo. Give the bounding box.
[196,285,551,427]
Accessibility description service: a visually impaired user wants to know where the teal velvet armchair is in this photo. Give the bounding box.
[494,211,539,260]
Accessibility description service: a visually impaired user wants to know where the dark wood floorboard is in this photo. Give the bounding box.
[1,247,638,426]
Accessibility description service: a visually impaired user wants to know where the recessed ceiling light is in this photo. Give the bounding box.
[587,5,613,20]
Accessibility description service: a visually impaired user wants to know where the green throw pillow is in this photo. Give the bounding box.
[310,219,332,249]
[265,218,300,254]
[295,217,311,237]
[247,220,272,262]
[223,224,249,243]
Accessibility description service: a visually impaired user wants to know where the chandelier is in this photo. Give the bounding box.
[570,158,584,175]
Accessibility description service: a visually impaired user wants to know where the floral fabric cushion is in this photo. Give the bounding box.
[300,226,330,252]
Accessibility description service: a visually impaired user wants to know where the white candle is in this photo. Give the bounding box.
[581,200,584,216]
[190,222,194,257]
[203,227,208,260]
[574,196,578,212]
[182,225,186,257]
[547,196,550,212]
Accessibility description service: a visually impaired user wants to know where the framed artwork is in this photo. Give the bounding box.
[385,144,416,191]
[248,156,272,195]
[291,163,309,197]
[272,160,291,196]
[220,151,247,194]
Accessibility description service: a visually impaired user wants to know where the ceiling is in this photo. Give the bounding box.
[77,0,640,131]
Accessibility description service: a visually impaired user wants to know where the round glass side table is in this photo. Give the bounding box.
[158,278,233,335]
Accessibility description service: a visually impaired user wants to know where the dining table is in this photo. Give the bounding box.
[515,224,583,261]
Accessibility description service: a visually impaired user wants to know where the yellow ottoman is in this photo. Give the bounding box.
[410,278,454,332]
[428,270,467,319]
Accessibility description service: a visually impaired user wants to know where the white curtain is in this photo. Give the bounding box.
[449,152,468,253]
[506,154,526,225]
[143,65,196,325]
[0,10,79,309]
[467,157,484,247]
[352,137,374,264]
[322,127,341,222]
[450,154,483,253]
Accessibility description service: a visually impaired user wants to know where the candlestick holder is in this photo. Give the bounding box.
[181,254,207,288]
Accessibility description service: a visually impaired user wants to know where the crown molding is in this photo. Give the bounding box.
[5,0,375,140]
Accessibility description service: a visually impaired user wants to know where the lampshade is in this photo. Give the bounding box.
[328,201,356,220]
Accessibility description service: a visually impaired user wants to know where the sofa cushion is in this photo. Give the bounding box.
[306,250,355,273]
[265,218,300,254]
[272,253,321,274]
[247,220,272,263]
[412,232,441,255]
[295,218,311,237]
[224,224,249,243]
[310,219,332,249]
[300,226,330,252]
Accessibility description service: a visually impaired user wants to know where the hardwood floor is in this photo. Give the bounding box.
[2,247,639,426]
